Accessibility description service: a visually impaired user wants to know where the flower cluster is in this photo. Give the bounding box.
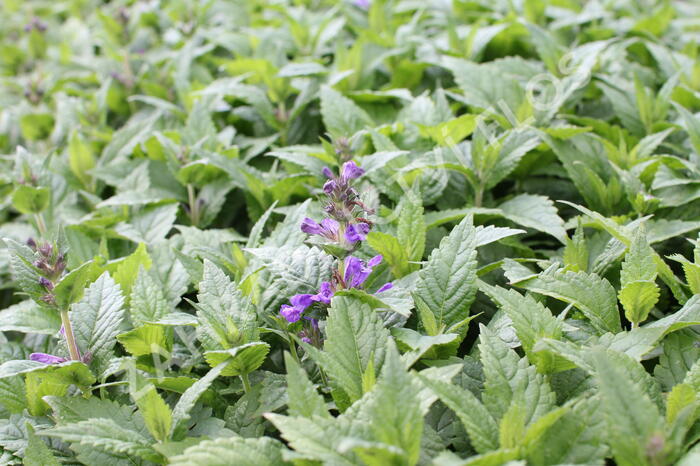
[301,161,374,252]
[27,238,66,306]
[280,161,393,333]
[280,254,392,323]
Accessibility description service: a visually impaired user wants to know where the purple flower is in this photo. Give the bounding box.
[280,293,318,323]
[344,255,383,289]
[316,281,334,304]
[341,161,364,182]
[322,167,334,179]
[30,353,66,365]
[300,217,339,240]
[39,277,53,290]
[353,0,371,9]
[376,282,393,293]
[345,222,370,243]
[323,179,337,194]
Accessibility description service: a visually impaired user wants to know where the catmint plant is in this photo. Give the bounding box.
[25,238,84,364]
[280,161,392,342]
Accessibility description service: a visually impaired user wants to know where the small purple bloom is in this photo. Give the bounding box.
[39,277,53,290]
[341,161,364,182]
[30,353,66,365]
[316,281,335,304]
[344,255,383,289]
[301,336,312,344]
[345,222,370,243]
[323,179,337,194]
[300,217,339,240]
[376,282,393,293]
[322,167,334,179]
[280,293,318,323]
[353,0,371,9]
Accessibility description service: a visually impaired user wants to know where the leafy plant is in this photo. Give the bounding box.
[1,0,700,464]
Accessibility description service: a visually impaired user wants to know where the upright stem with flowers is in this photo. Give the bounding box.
[279,160,393,346]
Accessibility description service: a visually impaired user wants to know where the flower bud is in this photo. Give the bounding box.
[39,276,53,290]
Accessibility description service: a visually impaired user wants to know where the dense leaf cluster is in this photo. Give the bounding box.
[2,0,700,464]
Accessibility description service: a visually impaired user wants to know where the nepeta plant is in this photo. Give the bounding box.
[2,1,700,465]
[280,161,392,335]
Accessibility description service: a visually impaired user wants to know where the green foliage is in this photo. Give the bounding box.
[1,0,700,464]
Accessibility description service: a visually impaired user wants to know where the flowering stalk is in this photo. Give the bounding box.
[279,161,393,341]
[26,239,82,363]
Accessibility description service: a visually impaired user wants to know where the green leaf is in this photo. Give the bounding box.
[11,185,49,214]
[498,403,526,449]
[0,376,26,413]
[68,131,95,189]
[169,436,287,466]
[478,281,564,372]
[130,266,171,325]
[523,397,606,465]
[591,348,664,466]
[171,361,231,439]
[204,342,270,377]
[498,194,566,243]
[417,114,478,145]
[71,272,126,364]
[397,188,426,263]
[0,300,61,334]
[308,295,389,403]
[413,214,478,332]
[192,260,258,350]
[478,325,555,425]
[620,227,657,285]
[129,376,172,443]
[320,86,373,137]
[284,352,329,419]
[668,253,700,295]
[24,424,60,466]
[117,324,171,357]
[666,383,696,425]
[4,238,45,303]
[356,341,424,465]
[417,374,499,454]
[619,281,660,326]
[504,261,621,334]
[563,221,588,272]
[109,243,152,298]
[367,231,410,278]
[42,418,160,462]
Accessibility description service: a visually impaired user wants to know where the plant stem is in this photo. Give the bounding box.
[288,333,300,363]
[60,310,81,361]
[240,372,252,394]
[34,213,47,237]
[474,182,485,207]
[187,184,199,226]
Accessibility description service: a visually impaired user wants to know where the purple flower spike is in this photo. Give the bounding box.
[30,353,66,365]
[345,222,370,243]
[341,161,364,182]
